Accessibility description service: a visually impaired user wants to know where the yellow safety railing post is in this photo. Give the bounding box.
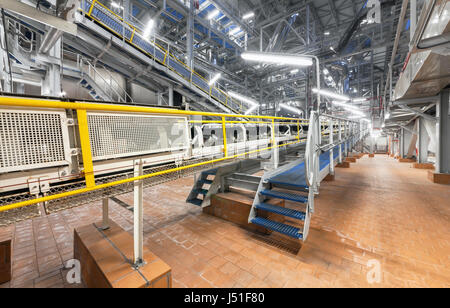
[130,28,136,43]
[77,110,96,188]
[297,120,300,140]
[222,117,228,157]
[88,0,96,16]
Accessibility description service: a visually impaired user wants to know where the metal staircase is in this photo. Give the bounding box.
[77,56,133,103]
[186,168,218,207]
[76,0,244,114]
[247,111,320,242]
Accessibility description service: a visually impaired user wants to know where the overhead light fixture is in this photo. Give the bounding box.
[332,101,365,116]
[245,104,259,115]
[228,91,258,106]
[242,12,255,20]
[290,69,299,74]
[143,19,155,39]
[229,27,241,36]
[330,46,336,53]
[208,73,221,86]
[241,52,313,67]
[324,31,330,35]
[208,9,220,20]
[280,103,302,115]
[323,68,329,75]
[352,98,367,102]
[111,2,124,10]
[312,88,349,101]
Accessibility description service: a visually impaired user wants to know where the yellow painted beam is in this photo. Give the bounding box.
[77,110,96,188]
[0,96,306,122]
[222,117,228,157]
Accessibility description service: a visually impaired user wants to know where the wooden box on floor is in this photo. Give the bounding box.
[0,239,11,284]
[74,220,171,288]
[204,192,286,234]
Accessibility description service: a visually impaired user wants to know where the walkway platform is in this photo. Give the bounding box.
[0,155,449,288]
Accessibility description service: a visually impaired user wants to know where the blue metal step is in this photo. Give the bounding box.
[255,203,306,221]
[200,179,213,185]
[251,217,303,240]
[268,180,308,190]
[260,189,308,203]
[187,198,203,206]
[195,189,208,196]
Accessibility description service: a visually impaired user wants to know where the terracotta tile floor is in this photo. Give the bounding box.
[1,155,449,288]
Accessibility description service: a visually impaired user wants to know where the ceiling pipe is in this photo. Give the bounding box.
[383,0,409,104]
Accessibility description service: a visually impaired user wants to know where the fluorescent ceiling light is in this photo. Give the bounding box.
[352,98,367,102]
[290,69,299,74]
[280,103,302,115]
[242,12,255,20]
[208,73,221,86]
[228,91,258,106]
[229,27,241,36]
[312,88,349,101]
[208,9,220,20]
[332,101,365,116]
[241,52,313,67]
[111,2,124,9]
[143,19,155,38]
[245,104,259,115]
[330,46,336,53]
[324,31,330,35]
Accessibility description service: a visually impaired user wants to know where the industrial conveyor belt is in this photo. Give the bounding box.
[268,146,340,189]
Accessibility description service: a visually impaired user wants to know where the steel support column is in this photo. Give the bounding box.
[338,120,342,163]
[101,198,109,230]
[417,118,430,164]
[133,160,144,266]
[329,118,334,175]
[436,90,450,174]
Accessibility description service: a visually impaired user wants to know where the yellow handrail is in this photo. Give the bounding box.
[0,97,305,121]
[0,96,308,213]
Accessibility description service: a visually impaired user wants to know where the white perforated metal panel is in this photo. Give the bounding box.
[88,113,189,161]
[0,109,70,173]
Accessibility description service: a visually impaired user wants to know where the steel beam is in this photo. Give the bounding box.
[436,90,450,174]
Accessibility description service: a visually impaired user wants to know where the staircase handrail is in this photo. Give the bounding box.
[78,55,133,103]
